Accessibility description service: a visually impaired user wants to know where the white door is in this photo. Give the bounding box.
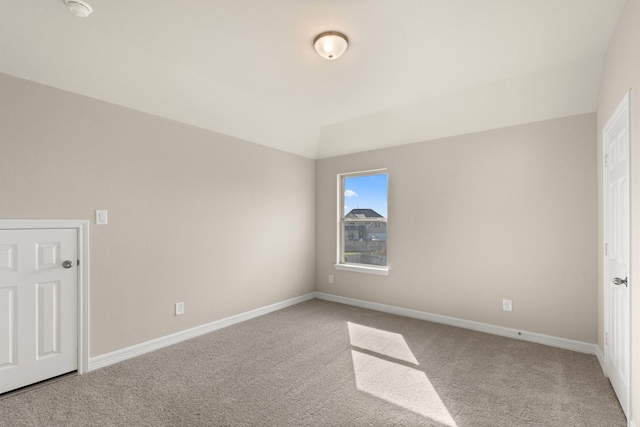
[0,228,78,394]
[604,91,630,418]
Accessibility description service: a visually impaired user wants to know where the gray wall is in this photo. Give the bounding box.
[0,67,611,396]
[597,0,640,421]
[316,113,597,343]
[0,73,316,357]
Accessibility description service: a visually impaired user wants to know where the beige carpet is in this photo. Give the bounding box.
[0,299,626,426]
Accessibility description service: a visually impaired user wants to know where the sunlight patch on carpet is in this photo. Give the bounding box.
[348,323,457,426]
[347,322,418,365]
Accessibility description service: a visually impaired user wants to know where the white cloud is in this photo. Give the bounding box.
[345,189,358,197]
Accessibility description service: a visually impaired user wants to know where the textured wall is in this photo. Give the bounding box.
[597,0,640,421]
[316,113,597,343]
[0,73,316,357]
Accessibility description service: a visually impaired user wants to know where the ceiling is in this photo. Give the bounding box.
[0,1,626,159]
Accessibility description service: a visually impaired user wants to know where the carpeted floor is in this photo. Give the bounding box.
[0,299,626,426]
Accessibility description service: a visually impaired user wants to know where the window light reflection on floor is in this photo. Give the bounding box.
[348,322,419,365]
[348,322,458,427]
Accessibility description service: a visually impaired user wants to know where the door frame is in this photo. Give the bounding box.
[0,219,89,375]
[602,90,632,419]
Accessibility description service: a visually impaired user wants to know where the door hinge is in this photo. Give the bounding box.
[605,331,608,346]
[605,154,609,168]
[605,243,608,256]
[77,259,80,266]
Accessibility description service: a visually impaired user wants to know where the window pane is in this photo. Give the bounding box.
[340,171,388,268]
[343,174,387,219]
[343,221,387,266]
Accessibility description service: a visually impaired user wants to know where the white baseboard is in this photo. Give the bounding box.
[314,292,597,355]
[630,420,636,427]
[595,344,606,375]
[89,291,600,372]
[89,293,315,371]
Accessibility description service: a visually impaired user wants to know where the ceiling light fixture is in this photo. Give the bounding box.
[313,31,349,60]
[64,0,93,18]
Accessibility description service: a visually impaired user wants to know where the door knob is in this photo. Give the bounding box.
[62,260,74,269]
[612,277,628,287]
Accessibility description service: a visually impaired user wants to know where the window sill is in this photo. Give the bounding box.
[334,263,389,276]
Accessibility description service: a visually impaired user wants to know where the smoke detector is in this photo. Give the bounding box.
[64,0,93,18]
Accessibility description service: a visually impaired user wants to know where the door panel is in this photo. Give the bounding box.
[0,286,17,367]
[604,92,630,417]
[0,229,77,395]
[36,242,60,270]
[37,281,62,357]
[0,245,17,271]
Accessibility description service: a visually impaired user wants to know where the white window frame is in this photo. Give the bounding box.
[335,169,389,276]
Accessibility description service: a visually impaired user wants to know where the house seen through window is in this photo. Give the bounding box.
[339,170,388,268]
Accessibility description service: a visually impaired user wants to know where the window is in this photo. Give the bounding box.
[336,169,388,275]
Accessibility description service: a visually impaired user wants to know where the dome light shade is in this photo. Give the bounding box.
[64,0,93,18]
[313,31,349,60]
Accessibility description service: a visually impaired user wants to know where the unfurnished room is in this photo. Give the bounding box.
[1,1,639,426]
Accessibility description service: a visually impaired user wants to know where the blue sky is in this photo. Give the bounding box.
[344,173,388,218]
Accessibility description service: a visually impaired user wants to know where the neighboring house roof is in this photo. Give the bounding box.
[345,209,384,219]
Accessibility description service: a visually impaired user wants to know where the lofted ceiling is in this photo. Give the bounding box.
[0,1,627,159]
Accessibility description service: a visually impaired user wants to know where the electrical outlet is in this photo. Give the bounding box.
[175,302,184,316]
[503,299,512,312]
[329,275,334,284]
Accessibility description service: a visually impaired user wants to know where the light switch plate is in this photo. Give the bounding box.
[175,302,184,316]
[95,210,108,225]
